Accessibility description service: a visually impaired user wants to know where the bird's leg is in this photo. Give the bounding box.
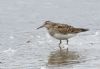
[59,40,62,50]
[66,39,69,45]
[66,39,69,52]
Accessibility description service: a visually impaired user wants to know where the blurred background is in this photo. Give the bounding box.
[0,0,100,69]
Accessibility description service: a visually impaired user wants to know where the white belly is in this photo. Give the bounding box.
[53,33,77,40]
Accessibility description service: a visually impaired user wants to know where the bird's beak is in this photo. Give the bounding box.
[37,25,44,29]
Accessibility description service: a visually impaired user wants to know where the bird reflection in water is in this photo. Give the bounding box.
[48,49,80,65]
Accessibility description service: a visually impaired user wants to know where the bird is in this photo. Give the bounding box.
[37,21,89,50]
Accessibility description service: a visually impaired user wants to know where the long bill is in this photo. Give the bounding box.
[37,25,44,29]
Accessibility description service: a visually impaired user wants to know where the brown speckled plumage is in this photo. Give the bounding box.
[37,21,89,50]
[44,21,88,34]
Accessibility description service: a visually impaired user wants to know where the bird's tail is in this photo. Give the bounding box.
[79,28,89,32]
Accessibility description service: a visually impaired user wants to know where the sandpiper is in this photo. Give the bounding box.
[37,21,89,50]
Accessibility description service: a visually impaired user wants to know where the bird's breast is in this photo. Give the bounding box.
[48,29,55,36]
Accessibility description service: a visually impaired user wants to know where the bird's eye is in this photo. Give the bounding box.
[45,22,48,25]
[45,21,50,24]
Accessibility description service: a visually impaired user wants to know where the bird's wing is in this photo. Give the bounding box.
[54,24,81,34]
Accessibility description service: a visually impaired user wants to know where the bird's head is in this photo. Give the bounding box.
[37,21,52,29]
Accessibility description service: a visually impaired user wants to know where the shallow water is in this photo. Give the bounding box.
[0,0,100,69]
[48,50,80,65]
